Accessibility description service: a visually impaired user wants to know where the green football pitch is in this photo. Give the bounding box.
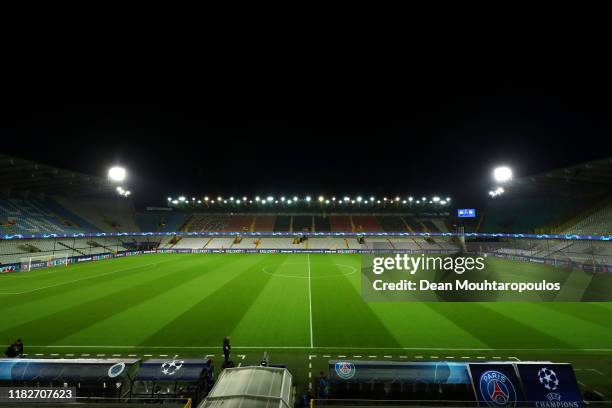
[1,253,612,397]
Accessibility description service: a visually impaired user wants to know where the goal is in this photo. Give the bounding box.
[20,253,70,272]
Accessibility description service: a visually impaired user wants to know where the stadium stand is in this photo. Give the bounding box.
[224,215,254,232]
[273,215,291,232]
[0,198,96,235]
[401,216,422,232]
[560,198,612,235]
[136,211,188,233]
[205,237,237,249]
[352,215,382,232]
[377,215,408,232]
[478,197,591,234]
[314,215,331,232]
[54,196,140,232]
[330,215,352,232]
[182,214,229,232]
[292,215,313,232]
[253,215,276,232]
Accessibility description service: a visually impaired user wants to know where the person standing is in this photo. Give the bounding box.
[15,339,23,357]
[222,336,231,365]
[318,371,329,399]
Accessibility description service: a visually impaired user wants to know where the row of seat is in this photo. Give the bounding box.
[177,215,448,233]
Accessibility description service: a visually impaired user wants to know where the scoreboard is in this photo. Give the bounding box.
[457,208,476,218]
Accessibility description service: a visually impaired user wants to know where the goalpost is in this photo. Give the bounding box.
[19,253,70,272]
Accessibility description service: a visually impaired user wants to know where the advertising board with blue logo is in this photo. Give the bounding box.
[516,363,583,407]
[329,360,472,384]
[469,363,524,407]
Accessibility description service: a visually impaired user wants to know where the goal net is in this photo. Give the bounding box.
[20,253,70,272]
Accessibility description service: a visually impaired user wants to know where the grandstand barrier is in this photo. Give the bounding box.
[1,231,611,241]
[2,245,611,273]
[2,234,611,273]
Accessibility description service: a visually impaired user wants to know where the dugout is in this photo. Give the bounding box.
[328,360,475,401]
[131,358,212,403]
[0,358,138,399]
[197,366,293,408]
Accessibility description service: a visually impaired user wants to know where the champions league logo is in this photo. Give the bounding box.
[479,370,518,407]
[538,367,560,391]
[334,362,356,380]
[161,359,184,376]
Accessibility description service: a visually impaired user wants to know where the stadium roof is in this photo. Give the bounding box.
[0,154,115,196]
[509,156,612,196]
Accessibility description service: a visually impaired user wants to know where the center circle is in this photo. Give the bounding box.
[261,262,357,279]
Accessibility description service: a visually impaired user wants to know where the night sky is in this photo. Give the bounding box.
[2,55,611,208]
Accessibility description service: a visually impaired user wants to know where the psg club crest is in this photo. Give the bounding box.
[334,362,356,380]
[479,370,518,407]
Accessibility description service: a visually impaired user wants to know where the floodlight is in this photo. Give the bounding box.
[325,199,330,204]
[178,196,186,202]
[287,200,292,204]
[433,196,440,202]
[370,196,375,201]
[116,186,124,193]
[493,166,513,183]
[230,197,234,201]
[440,200,446,205]
[172,200,178,204]
[343,196,350,202]
[306,196,312,202]
[255,196,260,202]
[267,196,273,202]
[318,196,324,202]
[408,197,413,201]
[293,196,298,201]
[204,196,209,201]
[167,197,172,201]
[108,166,126,182]
[281,196,286,202]
[356,196,362,202]
[395,196,400,202]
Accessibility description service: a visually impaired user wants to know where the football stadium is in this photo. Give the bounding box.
[1,147,611,407]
